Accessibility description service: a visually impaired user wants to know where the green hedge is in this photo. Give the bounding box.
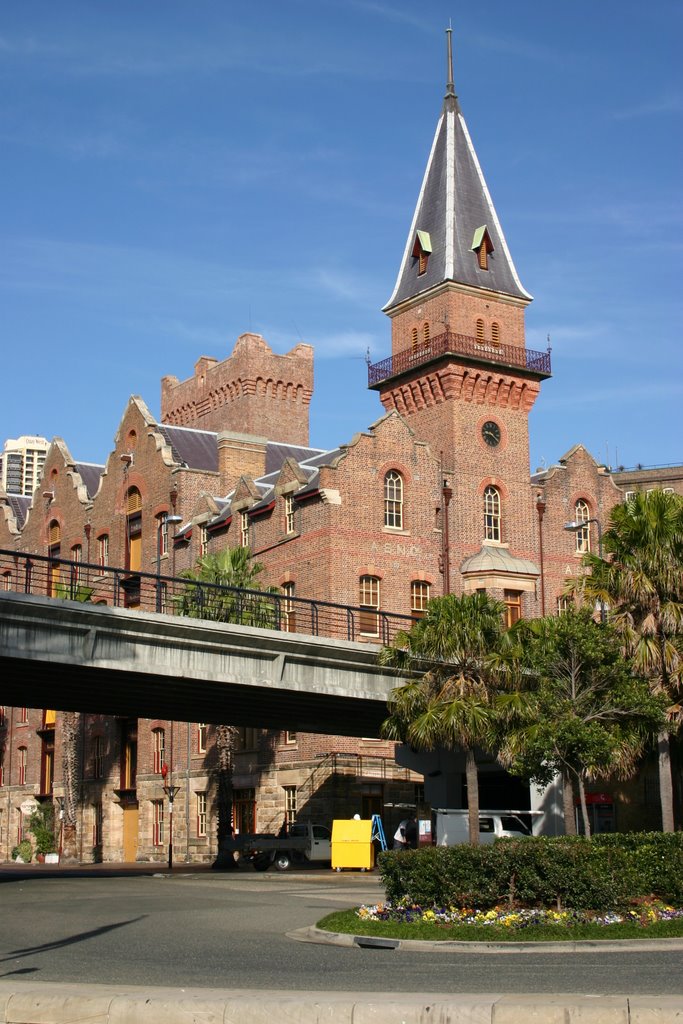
[378,833,683,911]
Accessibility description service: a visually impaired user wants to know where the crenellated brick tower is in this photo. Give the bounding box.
[161,332,314,446]
[368,30,552,617]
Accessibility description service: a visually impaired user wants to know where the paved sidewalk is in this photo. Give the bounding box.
[1,982,682,1023]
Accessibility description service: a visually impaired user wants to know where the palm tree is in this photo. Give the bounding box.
[568,490,683,831]
[61,710,81,862]
[379,592,508,845]
[176,546,280,627]
[179,546,278,867]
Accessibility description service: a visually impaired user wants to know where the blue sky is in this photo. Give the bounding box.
[2,1,681,476]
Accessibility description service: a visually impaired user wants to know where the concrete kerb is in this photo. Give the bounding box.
[290,924,683,955]
[1,984,683,1024]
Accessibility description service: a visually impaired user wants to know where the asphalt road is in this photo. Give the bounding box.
[0,868,680,996]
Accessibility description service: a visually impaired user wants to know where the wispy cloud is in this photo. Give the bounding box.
[346,0,432,34]
[612,93,683,120]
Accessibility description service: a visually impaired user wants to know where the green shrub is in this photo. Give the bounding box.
[29,804,56,856]
[11,840,33,863]
[378,833,683,911]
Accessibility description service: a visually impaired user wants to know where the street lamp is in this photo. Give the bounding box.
[160,763,180,871]
[156,514,182,612]
[563,517,606,623]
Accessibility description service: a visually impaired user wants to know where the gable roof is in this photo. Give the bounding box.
[73,462,104,499]
[384,44,531,311]
[157,425,219,472]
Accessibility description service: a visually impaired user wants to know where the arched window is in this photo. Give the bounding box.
[48,520,61,597]
[126,487,142,573]
[476,318,485,341]
[423,321,430,343]
[359,576,381,637]
[410,581,430,618]
[93,736,104,779]
[283,581,296,633]
[411,327,419,351]
[152,728,165,774]
[575,500,591,553]
[384,471,403,529]
[484,486,501,542]
[18,746,27,786]
[491,322,500,345]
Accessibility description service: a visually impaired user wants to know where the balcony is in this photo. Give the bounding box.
[368,329,552,389]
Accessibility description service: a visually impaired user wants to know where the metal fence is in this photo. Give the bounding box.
[0,548,416,646]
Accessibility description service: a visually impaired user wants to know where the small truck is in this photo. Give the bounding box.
[231,822,332,871]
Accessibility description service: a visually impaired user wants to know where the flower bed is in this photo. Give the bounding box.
[356,897,683,931]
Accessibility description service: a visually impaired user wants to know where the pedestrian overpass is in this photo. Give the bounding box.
[0,569,409,736]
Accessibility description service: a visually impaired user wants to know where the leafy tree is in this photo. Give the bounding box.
[379,592,509,845]
[178,547,278,868]
[500,609,667,836]
[567,490,683,831]
[176,546,280,628]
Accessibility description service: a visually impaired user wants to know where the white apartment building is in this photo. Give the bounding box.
[0,435,50,496]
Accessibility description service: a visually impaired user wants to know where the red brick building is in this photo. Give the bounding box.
[1,42,680,863]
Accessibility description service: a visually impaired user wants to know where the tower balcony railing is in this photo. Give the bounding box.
[0,548,416,648]
[368,328,552,388]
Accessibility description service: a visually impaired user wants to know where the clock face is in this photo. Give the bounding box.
[482,421,501,447]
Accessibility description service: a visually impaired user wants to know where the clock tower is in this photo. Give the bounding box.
[368,31,551,613]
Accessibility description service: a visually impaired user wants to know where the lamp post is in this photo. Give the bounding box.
[160,763,179,871]
[563,517,605,623]
[156,514,182,612]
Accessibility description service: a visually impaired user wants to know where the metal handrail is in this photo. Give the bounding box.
[0,548,416,646]
[368,328,552,387]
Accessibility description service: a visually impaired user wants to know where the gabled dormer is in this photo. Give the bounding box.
[411,230,432,277]
[471,225,493,272]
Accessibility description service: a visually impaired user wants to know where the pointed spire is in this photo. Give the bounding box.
[445,25,456,101]
[383,32,532,312]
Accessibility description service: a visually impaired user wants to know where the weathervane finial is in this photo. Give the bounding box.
[445,24,456,99]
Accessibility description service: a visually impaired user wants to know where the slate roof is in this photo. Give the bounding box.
[384,87,531,311]
[157,425,219,473]
[6,494,31,529]
[73,462,104,499]
[203,444,342,531]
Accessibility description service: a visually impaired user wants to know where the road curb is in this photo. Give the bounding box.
[1,983,682,1024]
[289,924,683,954]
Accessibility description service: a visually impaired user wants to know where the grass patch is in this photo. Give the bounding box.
[317,908,683,943]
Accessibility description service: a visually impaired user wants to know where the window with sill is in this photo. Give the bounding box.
[18,746,27,786]
[284,785,297,827]
[152,800,164,846]
[284,494,295,534]
[484,486,501,542]
[240,511,250,548]
[152,728,165,774]
[97,534,109,570]
[359,575,381,636]
[126,488,143,573]
[384,471,403,529]
[504,589,522,628]
[283,581,296,633]
[411,580,430,618]
[197,723,207,754]
[197,792,207,837]
[574,500,591,553]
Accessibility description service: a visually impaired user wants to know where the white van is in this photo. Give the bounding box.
[434,809,531,846]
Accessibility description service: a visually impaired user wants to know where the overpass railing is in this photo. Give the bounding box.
[0,549,416,647]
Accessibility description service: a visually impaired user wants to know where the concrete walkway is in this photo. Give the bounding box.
[1,982,682,1023]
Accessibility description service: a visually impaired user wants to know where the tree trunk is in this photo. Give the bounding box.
[212,724,239,870]
[577,774,591,838]
[61,711,81,862]
[465,746,480,846]
[562,770,577,836]
[658,729,675,833]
